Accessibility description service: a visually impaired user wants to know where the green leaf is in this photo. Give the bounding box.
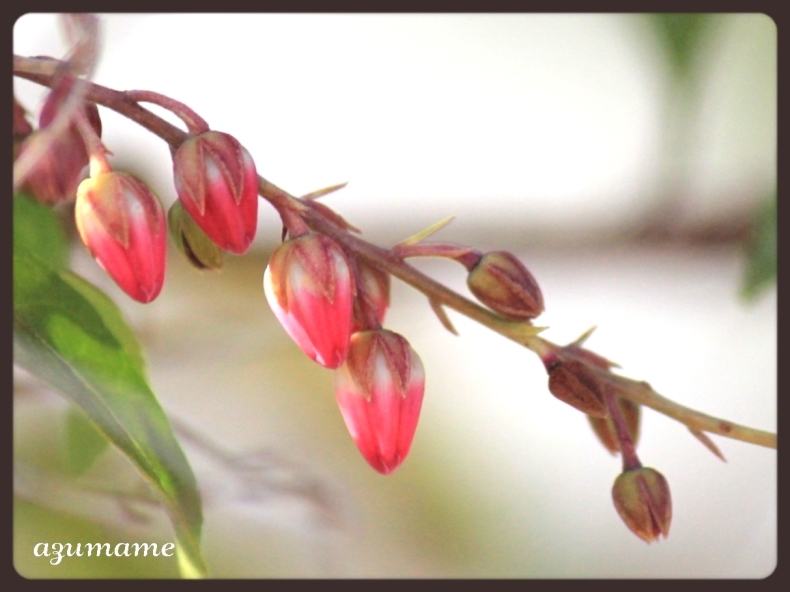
[13,246,207,578]
[741,195,777,301]
[59,270,147,372]
[64,405,111,476]
[13,192,69,270]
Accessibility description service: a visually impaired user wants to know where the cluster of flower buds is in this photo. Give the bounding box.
[539,335,640,431]
[537,333,671,542]
[17,84,259,303]
[15,54,759,549]
[389,225,663,537]
[261,215,551,473]
[263,223,424,474]
[557,336,642,453]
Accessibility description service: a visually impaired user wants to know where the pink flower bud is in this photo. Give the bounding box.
[14,97,33,140]
[351,259,390,333]
[18,92,102,205]
[612,467,672,543]
[173,131,258,254]
[263,233,355,368]
[75,172,167,303]
[466,251,544,320]
[334,330,425,475]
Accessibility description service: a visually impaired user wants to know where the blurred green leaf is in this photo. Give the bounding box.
[647,13,716,80]
[13,192,69,270]
[741,196,777,301]
[59,270,148,372]
[64,405,111,476]
[13,247,207,578]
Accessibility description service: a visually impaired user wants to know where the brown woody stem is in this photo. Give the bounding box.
[13,55,776,452]
[125,90,209,135]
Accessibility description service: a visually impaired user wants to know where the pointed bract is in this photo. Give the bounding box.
[173,131,258,254]
[334,330,425,475]
[263,233,354,368]
[75,172,166,303]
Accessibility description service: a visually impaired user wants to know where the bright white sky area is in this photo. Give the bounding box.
[13,13,776,244]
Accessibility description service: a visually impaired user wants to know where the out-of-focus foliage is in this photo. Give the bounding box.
[13,193,69,270]
[647,13,716,80]
[13,194,207,576]
[64,405,111,477]
[741,194,777,301]
[648,14,776,299]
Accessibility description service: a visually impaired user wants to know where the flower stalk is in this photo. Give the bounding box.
[13,54,776,451]
[603,387,641,471]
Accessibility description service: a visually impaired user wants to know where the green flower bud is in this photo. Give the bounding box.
[612,467,672,543]
[168,200,224,270]
[466,251,544,320]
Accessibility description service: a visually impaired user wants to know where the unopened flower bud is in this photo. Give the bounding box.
[466,251,544,320]
[334,330,425,475]
[547,360,608,418]
[612,467,672,543]
[588,397,641,455]
[168,200,224,270]
[75,172,167,303]
[263,232,355,368]
[173,130,258,254]
[351,259,390,333]
[14,97,33,140]
[18,97,102,206]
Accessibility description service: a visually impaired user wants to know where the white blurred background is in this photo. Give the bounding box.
[14,14,776,578]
